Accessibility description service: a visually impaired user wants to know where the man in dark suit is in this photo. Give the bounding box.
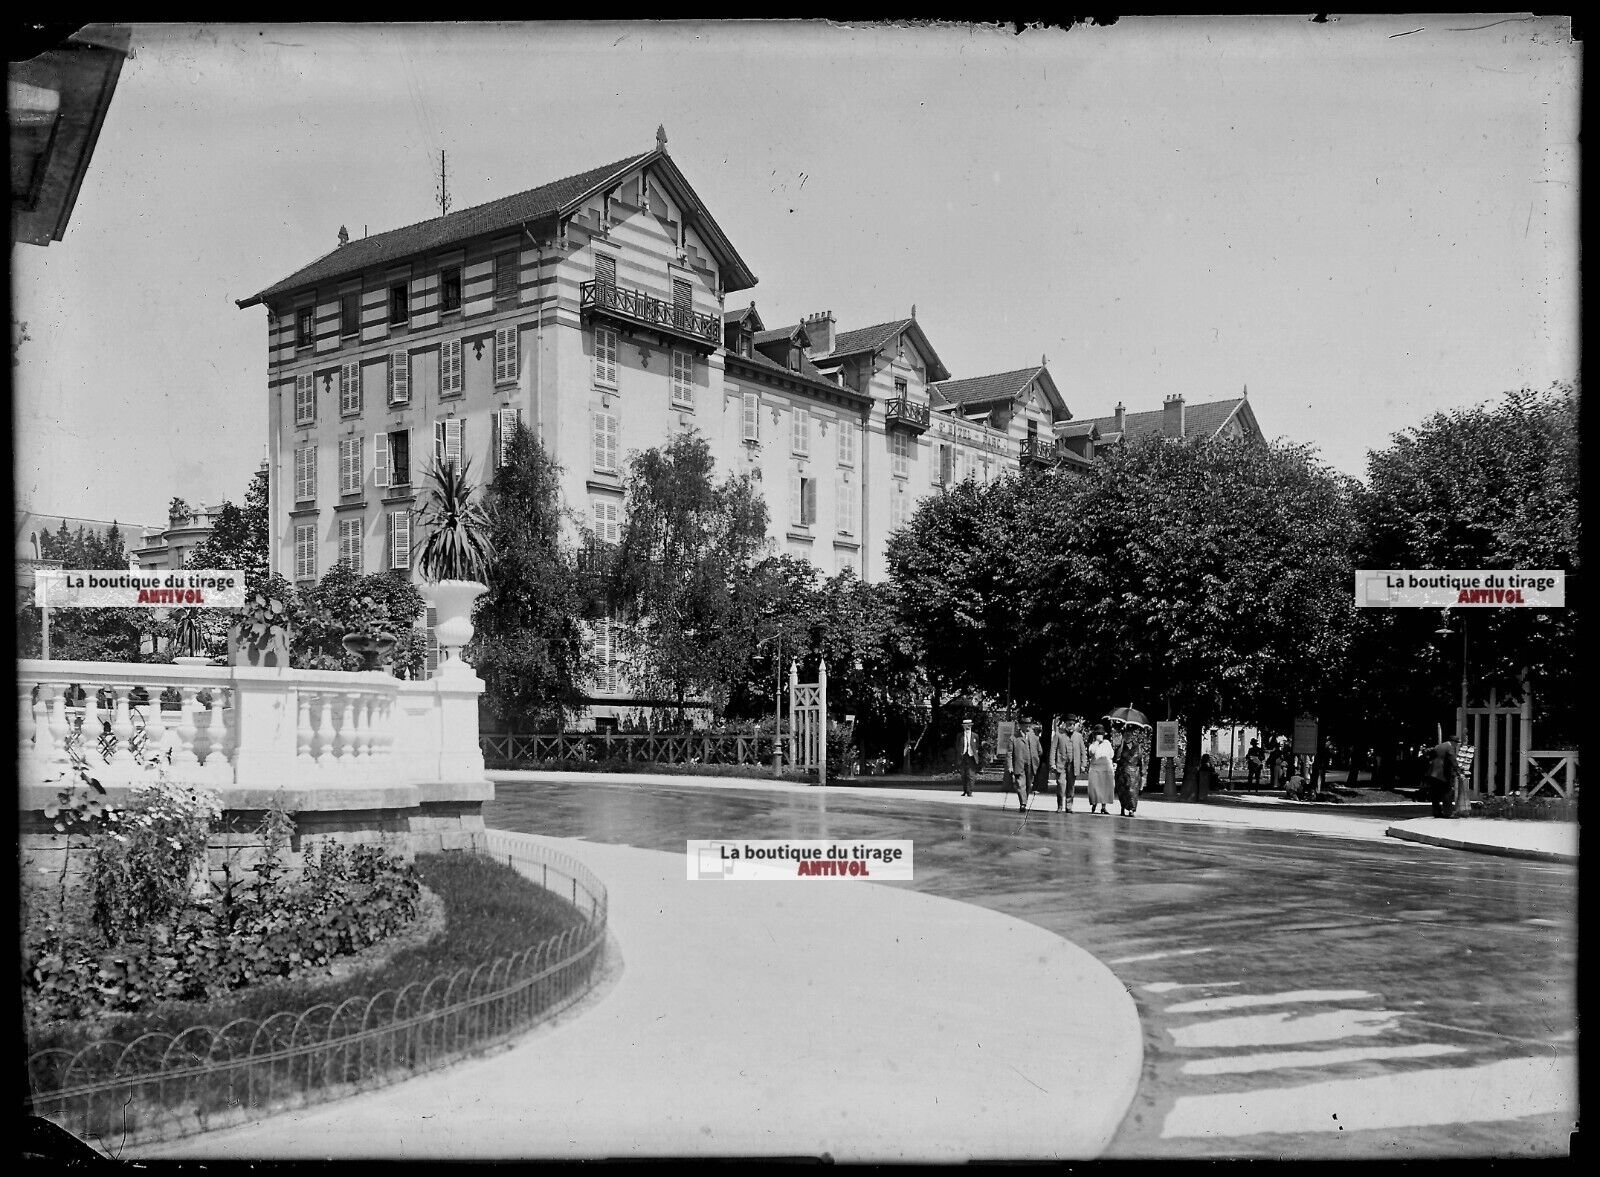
[1007,716,1041,809]
[958,718,980,796]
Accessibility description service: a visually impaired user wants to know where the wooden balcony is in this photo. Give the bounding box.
[580,281,720,351]
[1020,436,1065,467]
[884,396,930,434]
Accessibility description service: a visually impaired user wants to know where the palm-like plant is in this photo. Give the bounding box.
[416,457,494,583]
[172,607,206,658]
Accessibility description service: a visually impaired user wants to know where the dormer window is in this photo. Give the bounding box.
[739,334,752,358]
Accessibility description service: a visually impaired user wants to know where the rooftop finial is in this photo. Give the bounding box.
[1242,383,1248,398]
[911,303,917,320]
[337,224,349,247]
[1041,353,1048,367]
[656,123,668,150]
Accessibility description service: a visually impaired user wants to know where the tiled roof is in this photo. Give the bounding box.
[1079,397,1246,441]
[816,319,911,360]
[728,347,864,400]
[242,153,650,306]
[1056,420,1100,439]
[754,325,805,346]
[930,366,1041,410]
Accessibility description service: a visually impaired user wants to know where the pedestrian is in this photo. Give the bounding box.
[1115,725,1145,817]
[958,718,979,796]
[1245,739,1264,788]
[1191,753,1221,802]
[1048,718,1073,812]
[1283,758,1310,800]
[1053,715,1087,812]
[1423,732,1461,818]
[1006,716,1040,810]
[1086,724,1116,814]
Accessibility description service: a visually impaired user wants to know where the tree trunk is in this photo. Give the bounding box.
[1183,715,1204,796]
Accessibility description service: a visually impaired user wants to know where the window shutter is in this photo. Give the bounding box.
[339,361,360,414]
[743,393,759,441]
[435,420,446,466]
[445,417,464,468]
[594,327,616,385]
[442,337,463,394]
[494,325,517,383]
[390,351,409,404]
[596,254,616,288]
[389,511,411,570]
[804,477,817,525]
[790,471,803,526]
[498,407,521,467]
[295,372,314,423]
[495,252,518,302]
[491,410,500,471]
[375,431,390,488]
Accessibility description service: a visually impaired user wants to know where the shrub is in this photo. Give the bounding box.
[1475,793,1579,822]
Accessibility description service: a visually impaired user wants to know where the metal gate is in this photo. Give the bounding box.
[788,659,828,786]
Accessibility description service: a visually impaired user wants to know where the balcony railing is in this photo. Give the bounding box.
[1020,436,1065,466]
[884,397,930,433]
[579,281,720,348]
[575,543,617,577]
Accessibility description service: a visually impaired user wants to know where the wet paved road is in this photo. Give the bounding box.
[486,778,1578,1160]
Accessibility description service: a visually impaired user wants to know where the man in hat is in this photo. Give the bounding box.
[1050,716,1086,812]
[958,718,980,796]
[1007,716,1041,809]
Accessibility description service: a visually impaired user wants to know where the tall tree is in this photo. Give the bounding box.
[185,468,270,588]
[24,521,150,661]
[469,422,593,729]
[606,431,769,716]
[1354,381,1580,746]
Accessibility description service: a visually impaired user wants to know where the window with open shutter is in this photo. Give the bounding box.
[389,283,408,325]
[743,392,760,442]
[339,436,362,495]
[294,372,315,424]
[837,473,855,535]
[391,429,411,487]
[340,292,360,337]
[374,431,389,488]
[594,326,617,385]
[434,418,464,473]
[339,361,361,415]
[937,444,953,485]
[495,407,522,468]
[441,337,463,396]
[389,352,409,404]
[804,477,817,525]
[389,511,412,570]
[790,470,804,526]
[494,325,518,384]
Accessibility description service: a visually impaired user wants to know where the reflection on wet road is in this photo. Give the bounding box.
[486,779,1578,1159]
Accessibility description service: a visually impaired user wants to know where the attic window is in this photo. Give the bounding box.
[739,334,751,358]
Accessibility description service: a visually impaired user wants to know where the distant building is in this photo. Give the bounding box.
[132,501,223,571]
[1078,389,1264,446]
[14,510,155,589]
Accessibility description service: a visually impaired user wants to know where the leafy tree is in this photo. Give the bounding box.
[296,563,424,672]
[21,521,151,661]
[186,468,270,588]
[469,421,593,729]
[1353,381,1580,749]
[1031,434,1358,781]
[605,431,769,716]
[722,554,820,722]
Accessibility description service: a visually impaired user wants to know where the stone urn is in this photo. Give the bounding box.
[342,631,398,671]
[426,579,488,673]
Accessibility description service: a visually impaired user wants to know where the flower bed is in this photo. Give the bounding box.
[1473,793,1579,823]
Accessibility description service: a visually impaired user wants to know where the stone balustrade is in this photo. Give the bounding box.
[18,657,493,858]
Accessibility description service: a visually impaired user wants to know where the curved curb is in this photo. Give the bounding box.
[1385,825,1577,864]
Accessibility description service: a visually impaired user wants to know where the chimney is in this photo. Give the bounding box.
[803,310,836,356]
[1114,401,1125,434]
[1164,393,1186,438]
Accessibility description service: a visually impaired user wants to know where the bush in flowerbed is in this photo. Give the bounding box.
[1474,793,1579,822]
[24,785,422,1025]
[25,852,590,1093]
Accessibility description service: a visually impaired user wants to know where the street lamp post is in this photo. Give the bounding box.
[756,629,783,778]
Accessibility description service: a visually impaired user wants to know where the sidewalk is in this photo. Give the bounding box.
[490,770,1578,864]
[136,832,1143,1162]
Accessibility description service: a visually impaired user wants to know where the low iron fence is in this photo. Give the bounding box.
[25,838,607,1152]
[482,730,784,769]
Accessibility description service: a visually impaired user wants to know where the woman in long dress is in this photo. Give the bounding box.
[1115,726,1146,817]
[1086,725,1116,814]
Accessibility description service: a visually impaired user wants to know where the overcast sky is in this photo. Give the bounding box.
[12,16,1579,529]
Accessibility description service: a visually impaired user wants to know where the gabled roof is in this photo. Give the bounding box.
[727,346,868,404]
[930,364,1070,422]
[1056,420,1101,440]
[1079,396,1254,443]
[239,144,757,308]
[796,316,952,383]
[723,301,764,331]
[754,324,809,348]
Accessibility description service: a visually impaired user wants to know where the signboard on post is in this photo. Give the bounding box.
[1154,721,1179,759]
[995,721,1016,764]
[1293,714,1319,757]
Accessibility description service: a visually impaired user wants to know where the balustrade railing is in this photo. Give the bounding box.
[1020,435,1064,465]
[18,659,474,795]
[579,280,719,344]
